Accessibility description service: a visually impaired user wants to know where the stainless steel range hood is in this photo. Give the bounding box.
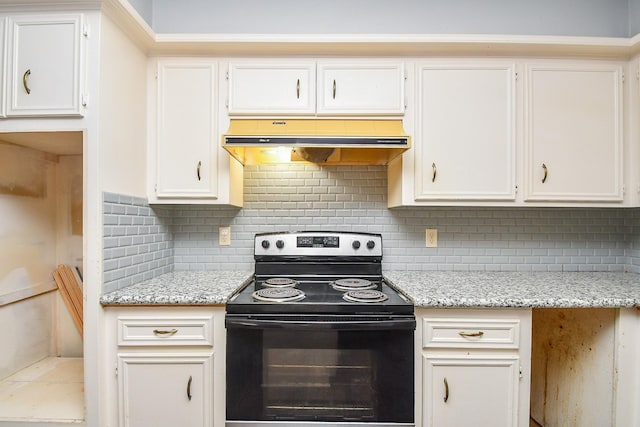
[222,119,410,165]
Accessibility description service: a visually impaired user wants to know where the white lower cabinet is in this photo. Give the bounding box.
[118,354,212,427]
[104,307,226,427]
[418,309,532,427]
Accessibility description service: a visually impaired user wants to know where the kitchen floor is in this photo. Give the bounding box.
[0,357,84,422]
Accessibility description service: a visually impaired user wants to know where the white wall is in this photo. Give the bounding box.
[141,0,631,37]
[99,12,148,198]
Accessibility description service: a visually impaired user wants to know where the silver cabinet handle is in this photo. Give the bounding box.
[152,328,178,336]
[458,331,484,338]
[187,376,193,401]
[432,162,437,183]
[23,69,31,94]
[197,161,202,181]
[542,163,548,183]
[296,79,300,99]
[444,377,449,403]
[332,79,336,99]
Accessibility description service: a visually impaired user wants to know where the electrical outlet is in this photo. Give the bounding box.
[426,229,438,248]
[219,226,231,246]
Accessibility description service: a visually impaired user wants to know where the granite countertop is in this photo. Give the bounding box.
[384,271,640,308]
[100,271,252,305]
[100,270,640,308]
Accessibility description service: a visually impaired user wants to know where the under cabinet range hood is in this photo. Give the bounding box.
[222,119,410,165]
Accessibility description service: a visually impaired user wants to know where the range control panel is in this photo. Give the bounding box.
[297,235,339,248]
[255,231,382,257]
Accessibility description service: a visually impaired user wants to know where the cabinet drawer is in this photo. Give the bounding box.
[423,318,520,349]
[117,315,214,347]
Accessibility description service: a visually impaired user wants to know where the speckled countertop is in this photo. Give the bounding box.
[100,270,640,308]
[384,271,640,308]
[100,271,252,305]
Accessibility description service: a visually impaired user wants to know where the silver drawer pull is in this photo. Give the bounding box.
[153,328,178,336]
[458,331,484,338]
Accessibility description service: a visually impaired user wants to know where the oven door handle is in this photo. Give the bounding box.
[225,317,416,331]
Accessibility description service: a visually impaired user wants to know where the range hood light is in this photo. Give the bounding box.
[222,119,411,166]
[259,146,293,163]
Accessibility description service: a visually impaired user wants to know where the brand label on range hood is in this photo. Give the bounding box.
[222,119,411,165]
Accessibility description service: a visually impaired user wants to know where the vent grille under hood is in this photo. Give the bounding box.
[222,119,410,165]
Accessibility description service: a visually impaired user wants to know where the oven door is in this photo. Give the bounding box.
[225,314,415,427]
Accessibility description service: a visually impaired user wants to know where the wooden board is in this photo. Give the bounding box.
[52,264,83,338]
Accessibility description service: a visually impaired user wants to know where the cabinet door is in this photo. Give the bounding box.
[7,14,85,116]
[227,62,315,115]
[415,63,516,201]
[424,355,520,427]
[524,63,623,202]
[118,354,212,427]
[317,62,405,115]
[155,61,219,198]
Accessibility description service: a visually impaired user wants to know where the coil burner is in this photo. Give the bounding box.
[331,278,377,291]
[343,289,389,303]
[263,278,299,288]
[252,287,305,303]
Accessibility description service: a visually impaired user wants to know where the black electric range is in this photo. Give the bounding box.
[225,231,415,427]
[226,231,414,316]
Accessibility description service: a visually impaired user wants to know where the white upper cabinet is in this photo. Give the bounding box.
[316,61,405,115]
[149,59,243,206]
[390,58,628,207]
[226,60,405,116]
[6,14,86,117]
[523,62,624,202]
[227,62,315,115]
[414,62,516,201]
[155,61,218,199]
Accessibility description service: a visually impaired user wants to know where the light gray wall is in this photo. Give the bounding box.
[134,0,634,37]
[127,0,153,25]
[630,0,640,35]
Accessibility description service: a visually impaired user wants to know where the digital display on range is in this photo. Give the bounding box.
[297,236,339,248]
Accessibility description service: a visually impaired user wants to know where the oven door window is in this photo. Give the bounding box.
[226,327,414,423]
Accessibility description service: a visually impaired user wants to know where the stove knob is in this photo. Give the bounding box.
[261,240,270,249]
[352,240,361,250]
[366,240,376,249]
[276,240,285,249]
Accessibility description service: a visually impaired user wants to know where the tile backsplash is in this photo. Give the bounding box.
[103,165,640,291]
[102,193,173,293]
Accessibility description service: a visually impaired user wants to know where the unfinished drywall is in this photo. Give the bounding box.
[0,143,58,378]
[0,140,84,378]
[55,154,83,356]
[0,292,55,380]
[530,308,616,426]
[0,143,58,294]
